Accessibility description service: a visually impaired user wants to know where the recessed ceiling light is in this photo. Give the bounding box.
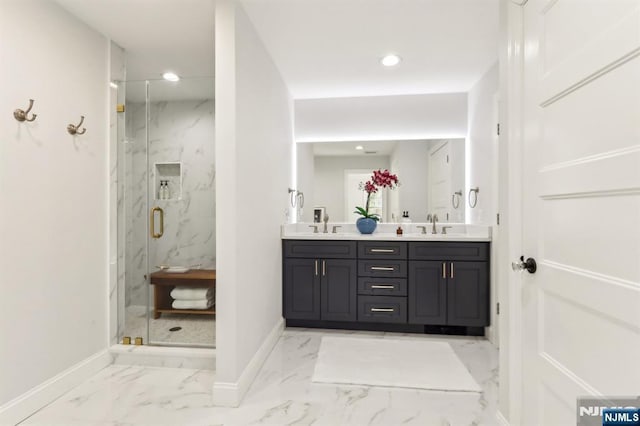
[381,54,401,67]
[355,145,364,150]
[162,72,180,82]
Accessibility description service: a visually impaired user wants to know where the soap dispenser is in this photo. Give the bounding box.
[159,181,165,200]
[164,180,171,200]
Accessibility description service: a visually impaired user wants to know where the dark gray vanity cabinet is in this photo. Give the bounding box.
[408,242,489,327]
[283,239,489,333]
[283,241,357,322]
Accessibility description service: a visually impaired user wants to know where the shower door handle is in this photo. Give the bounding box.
[150,207,164,239]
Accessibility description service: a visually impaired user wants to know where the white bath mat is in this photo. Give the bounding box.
[312,336,481,392]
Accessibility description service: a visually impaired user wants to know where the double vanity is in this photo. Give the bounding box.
[282,223,491,336]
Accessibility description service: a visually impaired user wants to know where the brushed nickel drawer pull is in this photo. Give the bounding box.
[450,262,454,279]
[322,260,326,276]
[370,248,395,253]
[371,308,395,313]
[371,285,395,289]
[371,266,395,271]
[315,260,318,276]
[442,262,446,279]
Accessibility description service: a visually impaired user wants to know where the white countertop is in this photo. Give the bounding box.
[281,223,492,242]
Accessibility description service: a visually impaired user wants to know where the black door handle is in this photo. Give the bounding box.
[511,256,537,274]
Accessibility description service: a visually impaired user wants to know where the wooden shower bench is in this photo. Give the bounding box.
[149,269,216,319]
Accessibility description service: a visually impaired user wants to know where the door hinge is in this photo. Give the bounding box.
[496,213,500,225]
[117,104,125,113]
[446,155,449,163]
[496,123,500,135]
[497,302,500,315]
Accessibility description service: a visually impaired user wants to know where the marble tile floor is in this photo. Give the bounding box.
[123,305,215,347]
[20,328,499,426]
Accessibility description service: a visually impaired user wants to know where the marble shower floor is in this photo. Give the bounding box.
[20,328,499,426]
[124,305,215,347]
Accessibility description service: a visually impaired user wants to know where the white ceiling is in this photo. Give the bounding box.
[55,0,215,81]
[55,0,498,101]
[240,0,499,99]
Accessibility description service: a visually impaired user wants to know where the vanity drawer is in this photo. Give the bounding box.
[358,277,407,296]
[283,240,357,259]
[358,260,407,277]
[358,241,407,259]
[358,296,407,323]
[408,242,489,261]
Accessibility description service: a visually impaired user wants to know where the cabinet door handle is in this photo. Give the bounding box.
[371,308,394,313]
[370,248,394,253]
[450,262,454,279]
[371,266,395,271]
[315,260,318,276]
[442,262,446,279]
[371,284,395,289]
[322,260,326,276]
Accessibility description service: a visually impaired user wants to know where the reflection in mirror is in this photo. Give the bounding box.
[296,138,466,224]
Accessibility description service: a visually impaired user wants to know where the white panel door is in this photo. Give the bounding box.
[428,142,452,222]
[520,1,640,425]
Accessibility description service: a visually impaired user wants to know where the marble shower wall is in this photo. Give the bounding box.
[124,99,215,307]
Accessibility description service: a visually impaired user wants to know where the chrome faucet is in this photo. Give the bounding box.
[323,214,329,233]
[431,214,439,234]
[416,225,427,234]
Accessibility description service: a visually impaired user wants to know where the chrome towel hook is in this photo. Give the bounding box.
[468,187,479,208]
[67,115,86,135]
[451,190,462,209]
[14,99,38,122]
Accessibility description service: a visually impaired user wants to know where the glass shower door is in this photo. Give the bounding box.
[145,78,216,347]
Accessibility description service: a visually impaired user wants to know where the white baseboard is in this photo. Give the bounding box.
[496,410,510,426]
[0,349,112,425]
[212,317,284,407]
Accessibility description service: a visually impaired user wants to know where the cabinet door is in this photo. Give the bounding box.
[321,259,357,322]
[408,261,447,324]
[283,258,320,320]
[447,261,488,326]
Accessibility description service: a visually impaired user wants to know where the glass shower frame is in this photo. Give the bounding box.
[116,78,216,349]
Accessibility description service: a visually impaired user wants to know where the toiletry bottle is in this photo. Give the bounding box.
[164,181,171,200]
[396,226,403,236]
[159,181,164,200]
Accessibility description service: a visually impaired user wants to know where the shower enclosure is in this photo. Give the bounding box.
[116,78,216,348]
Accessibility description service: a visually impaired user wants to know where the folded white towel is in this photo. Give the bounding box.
[170,287,214,300]
[172,299,214,310]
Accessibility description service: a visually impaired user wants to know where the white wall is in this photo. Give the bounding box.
[314,156,390,222]
[214,0,293,406]
[467,62,499,225]
[295,93,468,142]
[0,0,108,409]
[295,143,315,223]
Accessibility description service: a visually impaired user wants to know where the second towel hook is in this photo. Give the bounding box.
[14,99,38,122]
[67,115,86,135]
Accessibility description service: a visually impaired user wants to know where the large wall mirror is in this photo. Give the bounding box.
[296,138,466,224]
